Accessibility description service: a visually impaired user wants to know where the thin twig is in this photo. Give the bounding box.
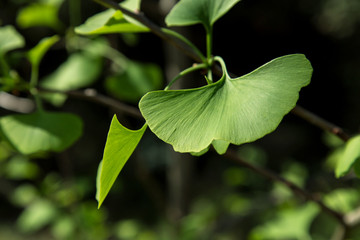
[223,148,347,226]
[39,88,142,119]
[291,105,351,142]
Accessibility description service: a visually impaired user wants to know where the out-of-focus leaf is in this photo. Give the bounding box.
[5,155,40,179]
[17,199,58,233]
[11,184,39,207]
[0,25,25,54]
[105,61,162,102]
[51,216,75,240]
[335,135,360,178]
[75,0,148,35]
[250,203,319,240]
[0,111,82,155]
[40,52,102,106]
[97,115,146,208]
[27,35,59,67]
[16,3,64,30]
[324,188,360,213]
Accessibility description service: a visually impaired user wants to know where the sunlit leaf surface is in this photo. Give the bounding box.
[140,54,312,154]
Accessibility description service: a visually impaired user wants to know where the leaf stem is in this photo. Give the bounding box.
[165,63,207,90]
[162,28,206,63]
[206,27,213,62]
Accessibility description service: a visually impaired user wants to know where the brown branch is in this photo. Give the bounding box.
[291,105,351,142]
[223,148,347,226]
[39,88,142,119]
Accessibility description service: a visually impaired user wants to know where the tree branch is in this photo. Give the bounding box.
[223,148,347,226]
[291,105,350,142]
[39,88,142,119]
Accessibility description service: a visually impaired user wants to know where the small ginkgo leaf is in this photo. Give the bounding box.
[0,111,82,155]
[165,0,241,30]
[97,115,147,208]
[335,135,360,178]
[139,54,312,154]
[75,0,148,35]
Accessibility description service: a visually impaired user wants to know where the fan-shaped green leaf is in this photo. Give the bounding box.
[335,135,360,178]
[0,25,25,54]
[75,0,148,35]
[139,54,312,154]
[0,111,82,155]
[97,115,147,208]
[165,0,241,30]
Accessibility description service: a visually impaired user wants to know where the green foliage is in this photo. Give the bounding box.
[0,25,25,54]
[165,0,241,31]
[40,51,103,105]
[335,135,360,177]
[97,115,146,207]
[140,55,312,154]
[27,35,60,69]
[250,203,320,240]
[75,0,148,35]
[16,2,64,30]
[0,111,82,155]
[105,60,163,102]
[2,0,360,239]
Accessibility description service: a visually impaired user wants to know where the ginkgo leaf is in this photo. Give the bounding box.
[0,111,82,155]
[75,0,148,35]
[97,115,147,208]
[335,135,360,178]
[165,0,241,30]
[139,54,312,154]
